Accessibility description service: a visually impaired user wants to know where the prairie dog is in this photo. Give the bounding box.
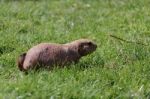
[17,39,97,71]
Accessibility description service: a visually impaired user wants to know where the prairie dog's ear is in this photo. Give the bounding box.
[78,43,86,56]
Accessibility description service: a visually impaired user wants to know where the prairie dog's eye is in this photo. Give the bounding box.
[87,42,92,45]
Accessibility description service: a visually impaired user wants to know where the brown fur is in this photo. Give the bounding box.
[17,39,97,71]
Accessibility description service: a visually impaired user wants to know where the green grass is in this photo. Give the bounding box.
[0,0,150,98]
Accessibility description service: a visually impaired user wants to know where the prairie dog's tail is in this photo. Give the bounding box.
[17,53,26,71]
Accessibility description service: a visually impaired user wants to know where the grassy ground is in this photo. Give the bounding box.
[0,0,150,98]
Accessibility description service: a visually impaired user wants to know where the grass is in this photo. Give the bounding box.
[0,0,150,98]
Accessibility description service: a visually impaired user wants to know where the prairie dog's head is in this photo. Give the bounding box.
[68,39,97,56]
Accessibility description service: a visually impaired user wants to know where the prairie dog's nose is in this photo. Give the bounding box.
[92,42,97,48]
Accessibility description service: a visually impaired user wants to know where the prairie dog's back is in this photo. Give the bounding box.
[23,43,66,69]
